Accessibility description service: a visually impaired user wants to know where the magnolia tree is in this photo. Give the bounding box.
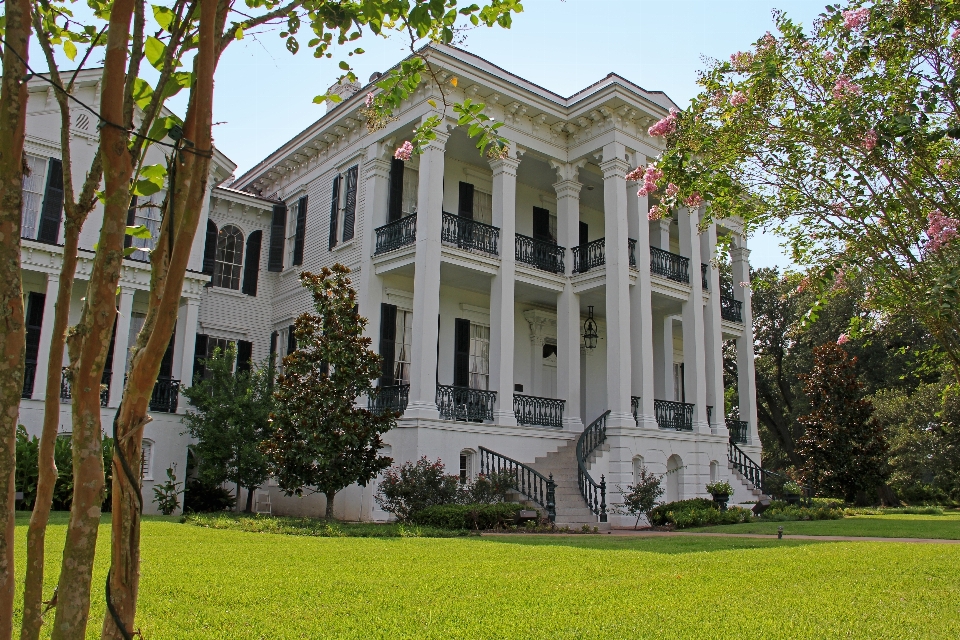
[638,1,960,381]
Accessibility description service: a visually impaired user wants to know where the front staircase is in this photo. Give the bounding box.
[528,438,610,528]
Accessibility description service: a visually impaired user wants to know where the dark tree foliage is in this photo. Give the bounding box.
[265,265,394,518]
[796,343,890,502]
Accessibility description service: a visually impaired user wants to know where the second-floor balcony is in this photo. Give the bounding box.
[513,394,564,428]
[650,247,690,284]
[441,212,499,256]
[727,418,749,444]
[721,296,744,323]
[436,383,496,422]
[368,383,410,415]
[654,399,694,431]
[572,238,605,274]
[60,366,110,407]
[374,214,417,255]
[515,234,564,274]
[701,263,709,289]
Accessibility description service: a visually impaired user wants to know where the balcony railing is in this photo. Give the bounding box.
[149,377,180,413]
[368,383,410,415]
[436,384,496,422]
[513,394,564,428]
[374,214,417,255]
[515,234,564,274]
[654,399,694,431]
[631,396,641,425]
[701,263,709,289]
[727,419,749,444]
[628,238,637,268]
[650,247,690,283]
[441,212,499,256]
[22,362,37,399]
[721,296,743,323]
[60,366,110,407]
[572,238,605,273]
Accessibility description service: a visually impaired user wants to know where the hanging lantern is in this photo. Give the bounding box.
[583,306,598,350]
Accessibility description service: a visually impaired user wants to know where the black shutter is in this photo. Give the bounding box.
[328,174,341,249]
[388,158,405,222]
[24,292,45,364]
[37,158,64,244]
[268,204,287,272]
[579,221,588,248]
[342,165,358,242]
[533,206,552,242]
[192,334,208,383]
[202,220,218,275]
[287,324,296,355]
[293,196,307,266]
[236,340,253,373]
[158,326,176,378]
[453,318,470,387]
[124,196,138,249]
[458,182,474,219]
[241,230,262,296]
[269,331,278,357]
[379,303,397,386]
[102,317,118,385]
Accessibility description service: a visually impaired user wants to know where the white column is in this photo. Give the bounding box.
[525,313,547,398]
[679,206,708,432]
[658,219,671,250]
[175,298,200,411]
[731,240,759,445]
[552,162,584,432]
[108,288,135,407]
[661,315,674,400]
[406,119,451,419]
[627,155,656,427]
[358,145,392,360]
[489,153,520,426]
[32,273,61,401]
[702,220,726,435]
[600,142,632,427]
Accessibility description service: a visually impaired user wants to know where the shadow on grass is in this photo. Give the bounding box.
[470,532,830,555]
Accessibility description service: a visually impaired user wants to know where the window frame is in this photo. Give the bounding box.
[212,224,245,290]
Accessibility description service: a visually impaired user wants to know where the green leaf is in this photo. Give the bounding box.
[132,78,155,110]
[126,224,152,239]
[63,40,77,61]
[152,5,174,31]
[145,36,166,72]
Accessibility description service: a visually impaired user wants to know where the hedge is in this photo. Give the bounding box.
[410,503,527,530]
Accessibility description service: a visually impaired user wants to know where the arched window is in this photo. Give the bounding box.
[459,449,476,484]
[709,460,720,484]
[666,454,683,503]
[213,225,244,289]
[632,456,645,483]
[140,439,154,481]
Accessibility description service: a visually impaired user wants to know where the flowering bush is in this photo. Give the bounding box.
[648,498,753,529]
[926,210,958,253]
[611,466,664,529]
[394,140,414,162]
[374,457,460,522]
[705,480,733,496]
[647,108,678,137]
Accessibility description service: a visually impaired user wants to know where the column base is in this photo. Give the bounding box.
[606,411,635,429]
[562,416,584,433]
[635,414,659,430]
[493,410,517,427]
[403,401,440,420]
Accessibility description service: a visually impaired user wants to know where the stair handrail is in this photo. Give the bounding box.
[478,446,556,522]
[727,441,812,505]
[576,410,611,522]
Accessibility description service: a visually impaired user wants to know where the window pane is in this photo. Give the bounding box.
[401,167,419,216]
[393,309,413,384]
[473,190,492,225]
[21,154,46,240]
[468,324,490,390]
[213,225,244,289]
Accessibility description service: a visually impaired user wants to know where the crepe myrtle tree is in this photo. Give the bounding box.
[637,0,960,383]
[265,265,395,519]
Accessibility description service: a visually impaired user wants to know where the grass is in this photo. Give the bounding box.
[11,512,960,638]
[185,512,473,537]
[690,511,960,539]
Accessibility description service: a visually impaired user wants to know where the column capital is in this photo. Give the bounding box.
[729,245,751,262]
[489,155,520,177]
[549,158,585,183]
[657,219,671,233]
[420,114,457,151]
[363,155,392,179]
[599,156,630,179]
[552,179,582,199]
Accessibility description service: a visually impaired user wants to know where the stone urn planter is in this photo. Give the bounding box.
[785,493,802,506]
[711,493,730,511]
[705,481,734,512]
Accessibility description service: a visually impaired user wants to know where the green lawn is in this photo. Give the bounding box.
[690,512,960,539]
[11,512,960,639]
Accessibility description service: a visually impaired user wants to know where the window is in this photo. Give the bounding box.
[125,313,147,373]
[468,324,490,390]
[207,337,234,360]
[472,189,492,225]
[673,362,685,403]
[20,154,46,240]
[128,192,164,260]
[401,166,418,215]
[394,309,413,384]
[710,460,720,484]
[633,456,645,483]
[141,439,154,480]
[213,225,244,289]
[459,450,475,484]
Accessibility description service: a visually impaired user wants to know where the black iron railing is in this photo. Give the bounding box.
[513,394,564,428]
[701,263,709,289]
[436,384,496,422]
[728,441,811,504]
[727,419,749,444]
[441,212,499,256]
[60,366,110,407]
[721,296,743,323]
[650,246,690,283]
[374,214,417,255]
[707,405,713,425]
[22,362,37,399]
[368,384,410,415]
[628,238,637,268]
[654,399,694,431]
[478,447,556,522]
[572,238,605,273]
[576,410,610,522]
[150,377,180,413]
[631,396,641,425]
[515,234,564,273]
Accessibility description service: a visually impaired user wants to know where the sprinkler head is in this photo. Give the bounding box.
[777,526,784,540]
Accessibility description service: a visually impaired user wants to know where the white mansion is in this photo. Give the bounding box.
[17,46,761,524]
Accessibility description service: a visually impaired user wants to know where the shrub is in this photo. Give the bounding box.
[458,470,514,505]
[183,479,236,513]
[153,466,183,515]
[760,501,843,521]
[411,503,526,530]
[648,498,753,529]
[705,480,733,496]
[612,466,664,528]
[375,457,460,521]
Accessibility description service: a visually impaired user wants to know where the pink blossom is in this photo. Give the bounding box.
[832,75,863,101]
[730,91,748,107]
[625,166,645,182]
[926,209,959,252]
[648,108,678,137]
[684,192,704,208]
[824,51,836,62]
[842,8,869,30]
[830,202,846,216]
[637,164,664,196]
[647,205,665,221]
[665,183,680,198]
[862,129,878,151]
[952,28,960,40]
[761,32,777,49]
[796,277,810,293]
[364,92,375,108]
[730,51,754,71]
[394,140,413,161]
[837,333,850,345]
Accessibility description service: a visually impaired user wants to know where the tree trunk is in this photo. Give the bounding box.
[245,488,254,514]
[50,3,135,638]
[325,491,335,519]
[0,2,32,638]
[102,3,222,637]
